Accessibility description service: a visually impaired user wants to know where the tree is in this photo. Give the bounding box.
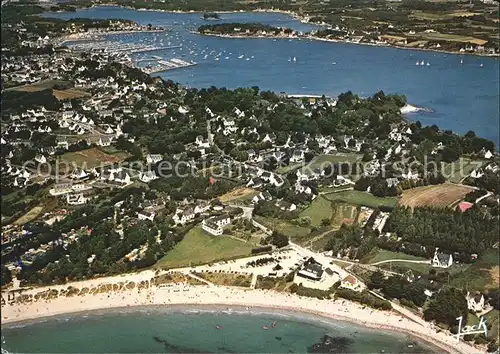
[1,265,12,286]
[269,231,289,248]
[424,288,468,327]
[368,270,385,290]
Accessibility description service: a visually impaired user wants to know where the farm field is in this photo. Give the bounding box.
[58,147,128,171]
[324,190,398,209]
[13,206,44,226]
[156,227,254,269]
[53,88,90,100]
[299,196,333,227]
[417,32,487,45]
[218,187,259,203]
[331,202,358,228]
[399,184,473,208]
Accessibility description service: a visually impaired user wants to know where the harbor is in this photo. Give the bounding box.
[67,41,182,55]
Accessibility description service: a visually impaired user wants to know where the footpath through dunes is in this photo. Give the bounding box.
[398,183,474,208]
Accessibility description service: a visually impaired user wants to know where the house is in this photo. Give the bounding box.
[340,275,361,291]
[247,177,264,189]
[431,248,453,268]
[70,169,89,180]
[66,193,89,205]
[275,200,297,211]
[34,155,47,164]
[456,201,473,213]
[296,260,324,281]
[466,292,488,313]
[113,170,131,185]
[146,154,163,164]
[201,214,231,236]
[137,210,155,222]
[195,135,210,148]
[98,137,112,147]
[173,207,196,225]
[470,168,484,179]
[290,149,305,163]
[484,150,493,159]
[139,171,158,183]
[194,202,211,214]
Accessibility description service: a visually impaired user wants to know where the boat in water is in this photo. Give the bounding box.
[293,57,297,62]
[460,59,463,64]
[420,60,424,65]
[415,61,420,66]
[480,63,484,67]
[262,326,269,330]
[238,54,244,59]
[426,62,430,66]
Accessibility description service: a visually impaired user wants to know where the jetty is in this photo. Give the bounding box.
[141,58,197,74]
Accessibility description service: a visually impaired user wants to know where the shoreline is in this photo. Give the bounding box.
[3,303,445,353]
[56,4,498,58]
[195,32,499,59]
[0,269,481,354]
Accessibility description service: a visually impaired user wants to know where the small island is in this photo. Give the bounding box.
[201,12,221,20]
[198,22,295,38]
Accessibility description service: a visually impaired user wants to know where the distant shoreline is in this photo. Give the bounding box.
[55,4,498,58]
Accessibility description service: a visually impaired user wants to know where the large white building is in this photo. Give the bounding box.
[201,215,231,236]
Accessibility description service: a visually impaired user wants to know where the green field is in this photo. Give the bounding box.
[323,190,398,209]
[299,196,333,227]
[361,248,429,265]
[308,153,363,169]
[450,249,499,291]
[156,227,254,269]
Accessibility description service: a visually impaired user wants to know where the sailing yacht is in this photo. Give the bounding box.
[415,61,420,66]
[288,57,291,62]
[293,57,297,62]
[238,54,244,59]
[460,59,463,64]
[480,63,484,67]
[426,62,430,66]
[420,60,425,65]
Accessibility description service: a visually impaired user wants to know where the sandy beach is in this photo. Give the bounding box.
[1,269,481,354]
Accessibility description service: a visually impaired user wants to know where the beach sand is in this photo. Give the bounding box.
[0,269,481,354]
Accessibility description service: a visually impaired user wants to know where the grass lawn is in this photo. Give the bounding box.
[5,80,70,92]
[324,190,398,208]
[307,153,363,170]
[441,158,484,183]
[299,196,333,227]
[13,206,44,226]
[379,262,431,275]
[484,309,500,341]
[418,32,487,45]
[450,249,500,291]
[361,248,428,264]
[253,215,311,240]
[156,227,253,269]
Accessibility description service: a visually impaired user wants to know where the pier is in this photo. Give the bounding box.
[141,58,197,74]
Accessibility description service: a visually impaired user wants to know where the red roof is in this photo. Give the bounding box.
[457,201,473,212]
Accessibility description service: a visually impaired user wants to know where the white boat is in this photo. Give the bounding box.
[415,61,420,66]
[293,57,297,62]
[238,55,244,59]
[245,58,250,60]
[224,56,229,59]
[251,56,254,58]
[426,62,430,66]
[288,57,291,62]
[214,57,219,61]
[203,55,208,59]
[460,59,463,64]
[420,60,424,65]
[480,63,484,67]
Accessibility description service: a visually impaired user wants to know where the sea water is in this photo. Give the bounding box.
[1,306,438,353]
[42,6,499,145]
